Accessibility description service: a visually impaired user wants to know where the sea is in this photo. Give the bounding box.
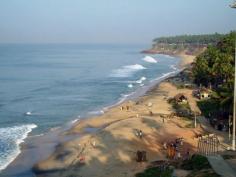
[0,44,180,175]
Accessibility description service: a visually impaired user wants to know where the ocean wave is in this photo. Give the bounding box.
[152,71,176,82]
[70,119,80,124]
[128,84,133,88]
[142,56,157,63]
[110,64,146,78]
[0,124,37,171]
[136,76,147,84]
[170,65,177,70]
[88,110,104,115]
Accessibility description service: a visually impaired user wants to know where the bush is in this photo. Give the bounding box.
[197,99,220,119]
[135,166,173,177]
[186,169,221,177]
[181,154,211,171]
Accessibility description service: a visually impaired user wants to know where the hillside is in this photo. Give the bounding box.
[142,33,226,56]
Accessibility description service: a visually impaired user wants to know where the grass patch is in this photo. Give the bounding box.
[135,166,173,177]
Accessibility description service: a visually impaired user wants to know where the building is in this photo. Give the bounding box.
[174,93,188,104]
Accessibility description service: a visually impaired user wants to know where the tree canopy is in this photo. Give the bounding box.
[192,31,236,117]
[153,33,226,45]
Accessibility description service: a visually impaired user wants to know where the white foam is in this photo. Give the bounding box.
[110,64,146,78]
[128,84,133,88]
[152,71,176,82]
[88,110,105,115]
[0,124,37,171]
[116,93,134,105]
[170,65,177,70]
[136,76,147,84]
[142,56,157,63]
[70,119,79,124]
[25,111,32,116]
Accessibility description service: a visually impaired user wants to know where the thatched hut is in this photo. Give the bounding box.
[174,93,188,104]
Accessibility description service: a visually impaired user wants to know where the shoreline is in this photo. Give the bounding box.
[1,54,196,177]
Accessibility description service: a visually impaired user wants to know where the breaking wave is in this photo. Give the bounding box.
[0,124,37,171]
[142,56,157,63]
[110,64,146,78]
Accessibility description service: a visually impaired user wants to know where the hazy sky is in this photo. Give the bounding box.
[0,0,235,44]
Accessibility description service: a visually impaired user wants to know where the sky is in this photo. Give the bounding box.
[0,0,235,44]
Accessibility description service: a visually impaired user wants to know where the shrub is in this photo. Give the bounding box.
[181,154,211,171]
[135,166,173,177]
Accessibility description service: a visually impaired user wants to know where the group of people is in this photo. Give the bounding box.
[163,137,189,160]
[120,105,130,111]
[135,129,143,139]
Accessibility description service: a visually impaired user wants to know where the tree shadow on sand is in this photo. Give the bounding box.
[34,119,197,177]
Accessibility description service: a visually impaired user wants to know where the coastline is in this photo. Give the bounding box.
[32,54,199,176]
[1,54,196,177]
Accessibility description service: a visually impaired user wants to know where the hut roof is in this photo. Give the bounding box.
[199,88,210,93]
[174,93,187,101]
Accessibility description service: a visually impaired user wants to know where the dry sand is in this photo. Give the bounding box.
[34,54,203,177]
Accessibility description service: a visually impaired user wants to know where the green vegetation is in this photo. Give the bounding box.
[186,169,221,177]
[135,166,173,177]
[181,154,220,177]
[136,155,220,177]
[181,154,211,170]
[151,33,226,55]
[197,99,220,118]
[193,31,235,121]
[153,33,225,45]
[168,98,193,118]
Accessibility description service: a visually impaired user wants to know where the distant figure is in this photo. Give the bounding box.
[136,114,139,118]
[171,147,176,159]
[79,156,85,163]
[126,105,129,111]
[184,149,190,160]
[163,142,167,150]
[91,141,96,148]
[141,151,147,161]
[149,111,153,116]
[136,151,143,162]
[177,151,181,160]
[136,150,147,162]
[139,130,143,139]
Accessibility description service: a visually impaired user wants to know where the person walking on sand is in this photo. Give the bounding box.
[139,130,143,139]
[167,145,171,158]
[163,142,167,150]
[177,151,181,160]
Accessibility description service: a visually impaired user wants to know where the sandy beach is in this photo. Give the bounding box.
[30,54,210,177]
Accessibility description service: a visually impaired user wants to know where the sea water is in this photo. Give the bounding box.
[0,44,180,172]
